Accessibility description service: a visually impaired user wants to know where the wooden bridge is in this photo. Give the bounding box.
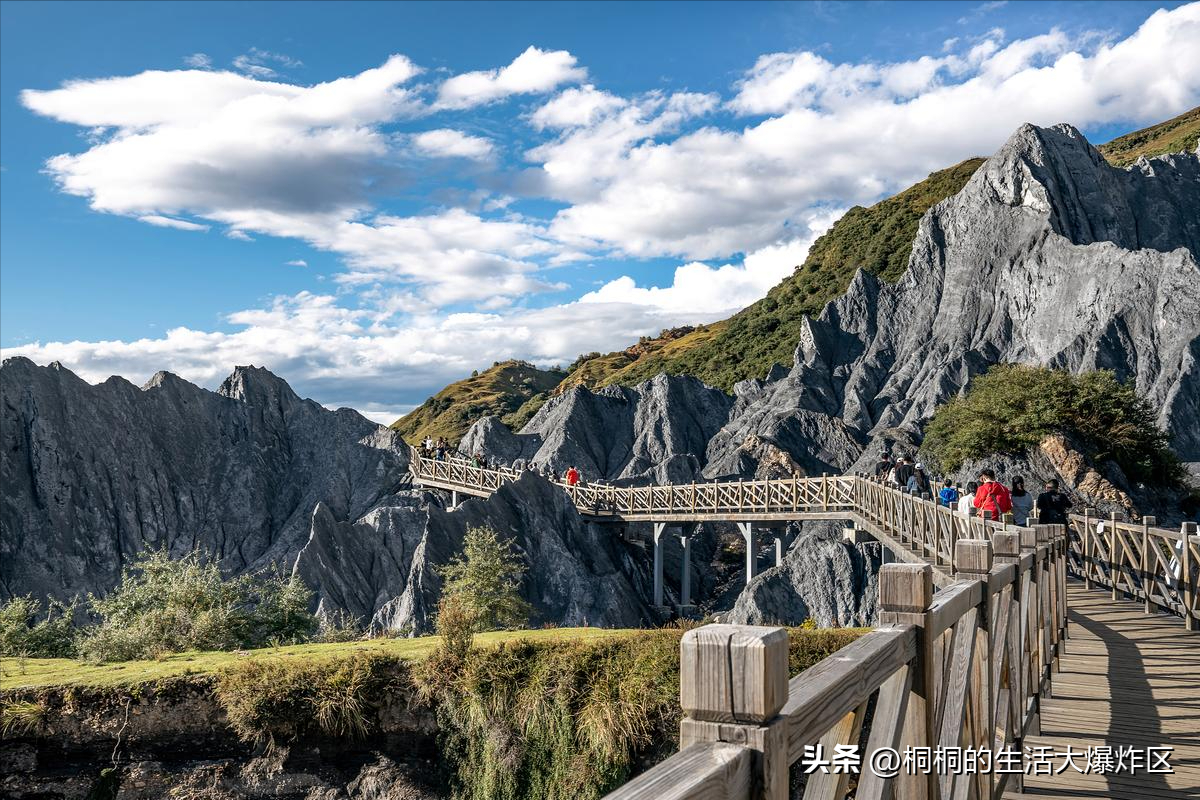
[410,452,1199,799]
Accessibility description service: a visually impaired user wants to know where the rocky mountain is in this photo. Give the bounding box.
[705,123,1200,478]
[0,358,412,604]
[296,473,656,634]
[461,373,733,484]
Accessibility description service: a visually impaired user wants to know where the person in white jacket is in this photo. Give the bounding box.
[957,481,978,515]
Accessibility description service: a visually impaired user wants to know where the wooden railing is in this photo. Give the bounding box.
[1065,510,1199,631]
[411,450,1199,628]
[410,450,856,519]
[605,527,1070,800]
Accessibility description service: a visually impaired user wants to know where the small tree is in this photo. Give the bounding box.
[438,526,532,632]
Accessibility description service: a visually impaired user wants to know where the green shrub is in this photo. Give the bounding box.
[439,526,532,632]
[0,699,47,737]
[79,549,318,662]
[0,596,79,658]
[215,651,409,744]
[922,365,1183,483]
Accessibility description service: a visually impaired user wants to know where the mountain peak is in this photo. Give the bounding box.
[217,364,300,406]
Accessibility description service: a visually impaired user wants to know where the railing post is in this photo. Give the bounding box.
[1183,522,1198,631]
[1019,526,1041,737]
[679,625,790,800]
[1110,511,1121,600]
[878,563,935,800]
[1141,516,1156,614]
[954,538,994,800]
[993,531,1023,793]
[1082,507,1094,589]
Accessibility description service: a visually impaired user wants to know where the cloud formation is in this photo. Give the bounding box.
[436,46,586,109]
[10,3,1200,417]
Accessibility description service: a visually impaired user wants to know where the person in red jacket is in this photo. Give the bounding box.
[973,469,1013,519]
[566,466,580,486]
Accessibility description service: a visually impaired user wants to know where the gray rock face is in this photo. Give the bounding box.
[0,358,411,603]
[316,473,656,634]
[724,523,881,627]
[456,415,542,464]
[706,124,1200,479]
[464,373,733,484]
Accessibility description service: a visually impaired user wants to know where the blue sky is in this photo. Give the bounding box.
[2,0,1197,422]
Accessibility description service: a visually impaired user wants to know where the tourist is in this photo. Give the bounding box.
[422,435,433,456]
[957,482,978,515]
[906,463,931,497]
[1036,479,1073,524]
[1011,476,1034,525]
[894,456,914,489]
[973,470,1013,519]
[874,453,892,482]
[566,465,580,486]
[938,479,959,508]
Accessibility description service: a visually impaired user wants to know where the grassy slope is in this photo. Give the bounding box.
[391,360,566,444]
[0,627,632,691]
[1096,106,1200,166]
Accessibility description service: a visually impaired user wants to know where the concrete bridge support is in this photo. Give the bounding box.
[737,522,757,585]
[652,522,666,607]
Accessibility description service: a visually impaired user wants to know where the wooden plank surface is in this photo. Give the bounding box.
[1002,582,1200,799]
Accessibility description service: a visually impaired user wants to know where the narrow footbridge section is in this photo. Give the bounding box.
[410,451,1199,799]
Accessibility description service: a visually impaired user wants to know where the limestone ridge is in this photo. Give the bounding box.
[465,123,1199,481]
[296,473,655,634]
[0,358,411,603]
[461,373,733,484]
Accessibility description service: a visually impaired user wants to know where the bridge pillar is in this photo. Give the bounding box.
[653,522,666,607]
[450,490,459,508]
[738,522,758,585]
[680,534,691,607]
[774,533,784,568]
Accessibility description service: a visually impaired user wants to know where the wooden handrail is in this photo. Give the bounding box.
[409,449,1198,629]
[603,529,1072,800]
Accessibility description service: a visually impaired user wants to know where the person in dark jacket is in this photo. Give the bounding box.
[874,453,892,481]
[906,463,932,497]
[1036,479,1073,524]
[893,456,914,488]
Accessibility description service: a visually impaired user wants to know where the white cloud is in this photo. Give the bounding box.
[286,259,308,267]
[530,84,627,129]
[538,3,1200,260]
[183,53,212,69]
[436,46,586,109]
[412,128,494,159]
[232,47,302,79]
[138,214,209,232]
[578,213,838,315]
[226,230,254,241]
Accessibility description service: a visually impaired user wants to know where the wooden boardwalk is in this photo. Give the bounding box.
[411,452,1200,799]
[1005,584,1200,800]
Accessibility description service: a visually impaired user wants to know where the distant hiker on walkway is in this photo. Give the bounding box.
[938,479,959,508]
[566,466,580,487]
[1011,476,1034,525]
[958,482,979,515]
[906,462,931,497]
[894,456,914,489]
[422,435,433,456]
[874,453,892,481]
[973,470,1013,519]
[1036,479,1073,524]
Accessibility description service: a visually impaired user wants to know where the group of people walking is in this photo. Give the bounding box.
[420,435,451,461]
[873,453,1072,525]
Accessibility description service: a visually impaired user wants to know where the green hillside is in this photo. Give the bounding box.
[391,360,565,444]
[1097,106,1199,166]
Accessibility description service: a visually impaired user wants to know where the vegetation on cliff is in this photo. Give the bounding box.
[1096,105,1199,166]
[922,365,1184,484]
[392,360,566,444]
